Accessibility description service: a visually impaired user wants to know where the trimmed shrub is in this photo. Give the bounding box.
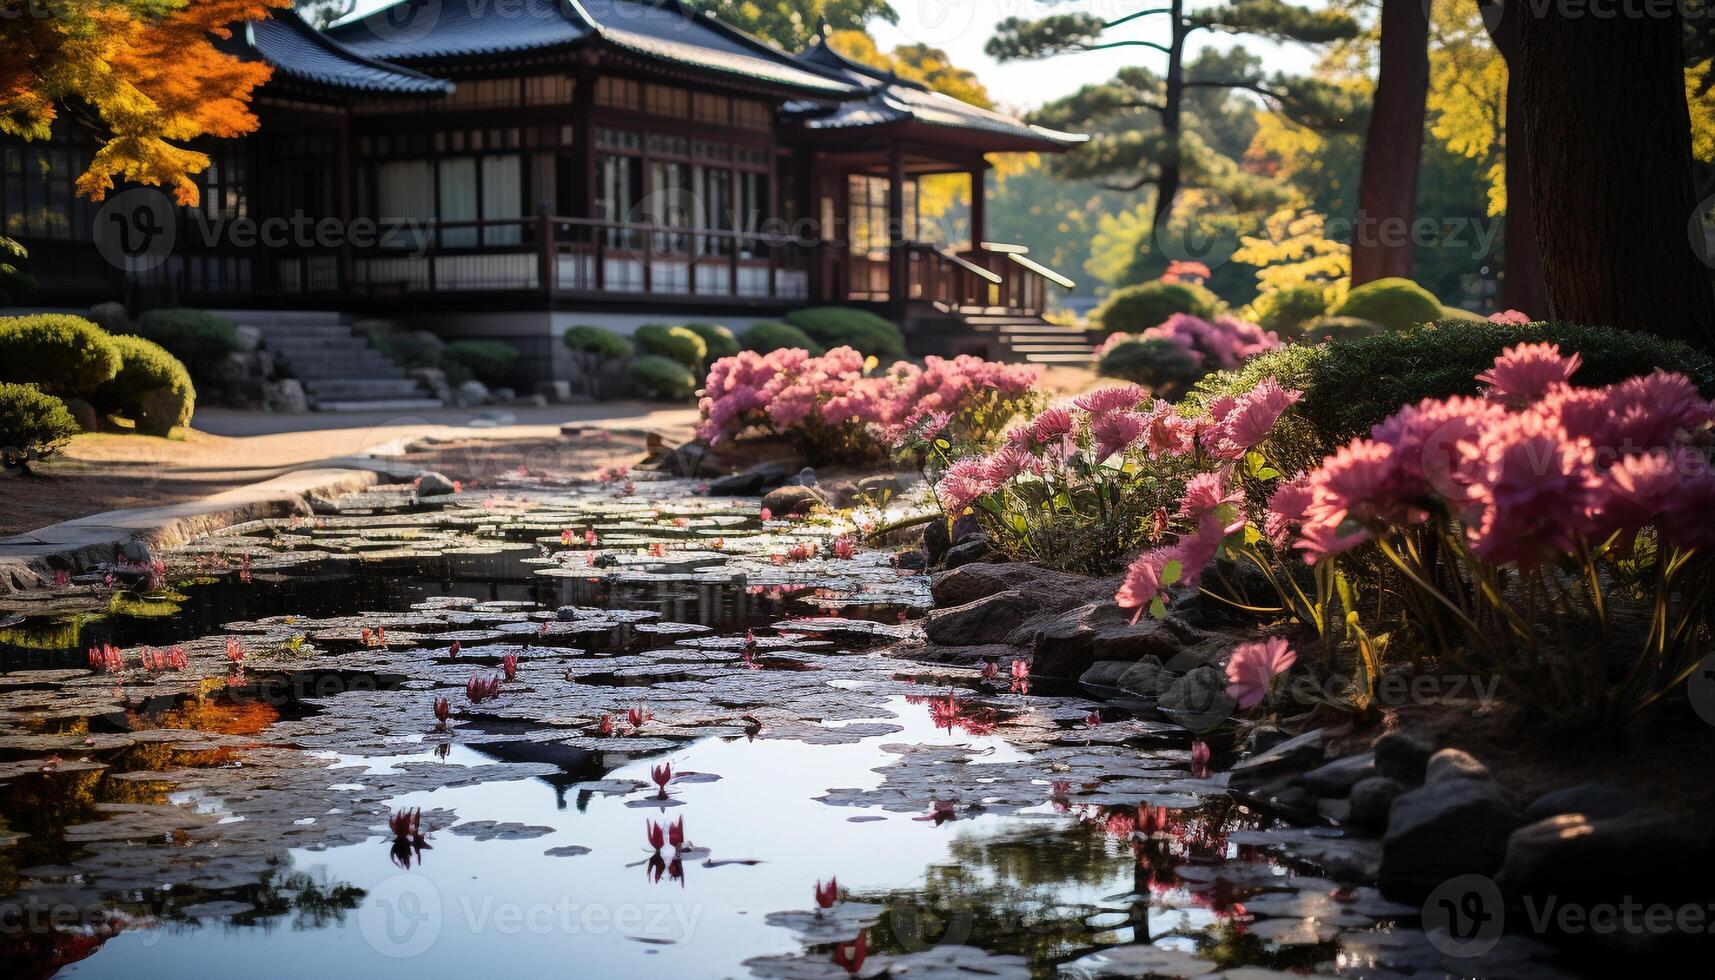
[1300,315,1385,345]
[0,314,122,394]
[92,334,195,436]
[634,324,707,371]
[1250,284,1330,338]
[741,320,824,355]
[562,324,634,360]
[369,329,444,370]
[783,306,906,359]
[1191,318,1715,472]
[1438,304,1488,323]
[1097,338,1204,397]
[131,309,240,384]
[1329,277,1442,332]
[0,382,79,462]
[682,322,740,363]
[441,341,520,389]
[628,355,697,400]
[1094,280,1220,335]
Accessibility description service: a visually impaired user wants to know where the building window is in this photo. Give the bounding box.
[2,143,82,240]
[596,77,641,111]
[644,84,689,118]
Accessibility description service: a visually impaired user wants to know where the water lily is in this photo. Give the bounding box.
[651,762,673,798]
[667,816,685,850]
[1190,740,1211,778]
[388,807,424,842]
[51,569,70,587]
[502,653,518,681]
[1085,711,1102,727]
[1050,780,1071,797]
[980,661,998,681]
[760,507,772,522]
[814,877,839,910]
[831,932,867,975]
[584,529,598,546]
[433,697,451,728]
[628,706,651,729]
[649,542,668,558]
[225,638,245,664]
[466,674,502,703]
[449,640,461,656]
[1009,659,1029,681]
[598,714,614,736]
[833,536,856,560]
[646,820,666,851]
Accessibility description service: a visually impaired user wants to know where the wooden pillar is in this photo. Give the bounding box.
[337,113,354,293]
[887,143,906,307]
[969,162,987,249]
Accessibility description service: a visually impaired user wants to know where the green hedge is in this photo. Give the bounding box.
[783,307,906,359]
[442,341,519,389]
[131,309,239,384]
[1094,281,1220,335]
[1329,277,1442,333]
[1251,284,1329,338]
[0,382,79,460]
[0,314,122,394]
[562,325,634,361]
[1098,338,1204,398]
[741,320,823,355]
[1192,319,1715,472]
[628,355,697,400]
[92,334,195,436]
[682,322,740,363]
[634,324,706,370]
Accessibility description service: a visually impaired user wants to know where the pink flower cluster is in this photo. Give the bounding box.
[696,346,1038,451]
[1270,343,1715,566]
[1130,313,1282,370]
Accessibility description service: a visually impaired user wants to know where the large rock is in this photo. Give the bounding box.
[1372,729,1435,785]
[1523,782,1642,824]
[1157,666,1236,731]
[60,396,98,432]
[263,379,308,413]
[1424,747,1490,784]
[1007,601,1190,677]
[1497,811,1714,906]
[233,324,263,353]
[922,518,952,566]
[708,461,791,496]
[1381,778,1522,884]
[760,484,823,517]
[931,562,1090,609]
[1297,752,1377,798]
[1348,776,1404,833]
[943,536,995,568]
[1080,657,1173,699]
[923,591,1035,647]
[1228,728,1325,793]
[455,379,490,406]
[416,471,458,496]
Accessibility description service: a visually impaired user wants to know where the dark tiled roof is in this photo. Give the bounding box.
[787,41,1087,149]
[328,0,850,94]
[241,10,452,95]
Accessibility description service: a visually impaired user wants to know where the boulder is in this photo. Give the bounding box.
[1523,782,1642,824]
[894,550,927,571]
[1007,601,1188,677]
[943,536,995,568]
[782,466,818,487]
[904,642,1023,666]
[708,461,791,496]
[536,380,572,403]
[1246,726,1291,755]
[1424,747,1490,784]
[1080,657,1173,699]
[1228,728,1326,793]
[760,484,823,517]
[1497,811,1714,907]
[119,537,155,565]
[1381,778,1522,884]
[233,324,263,353]
[264,379,308,413]
[416,471,458,496]
[1157,666,1236,731]
[492,387,516,402]
[923,591,1034,647]
[1348,776,1404,833]
[1297,752,1377,798]
[922,518,952,566]
[1372,729,1435,784]
[931,562,1090,610]
[60,396,98,432]
[455,379,490,406]
[855,475,908,501]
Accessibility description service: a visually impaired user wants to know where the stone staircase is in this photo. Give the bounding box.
[963,313,1099,365]
[216,311,444,411]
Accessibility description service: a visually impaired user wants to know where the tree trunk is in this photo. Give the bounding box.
[1350,0,1429,286]
[1479,0,1546,317]
[1151,3,1187,235]
[1517,7,1715,345]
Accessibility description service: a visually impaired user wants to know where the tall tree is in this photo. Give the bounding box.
[1516,5,1715,344]
[1349,0,1428,285]
[679,0,896,50]
[1,0,287,206]
[987,0,1361,230]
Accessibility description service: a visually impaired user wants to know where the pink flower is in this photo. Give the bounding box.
[833,536,856,560]
[502,653,518,681]
[1594,447,1697,539]
[815,877,840,910]
[982,444,1044,483]
[1476,342,1582,405]
[1073,384,1146,417]
[1029,406,1075,445]
[1091,410,1147,461]
[1225,636,1296,709]
[652,762,673,797]
[1264,473,1315,550]
[1463,412,1601,566]
[1142,401,1195,455]
[1488,309,1531,325]
[1115,547,1172,622]
[646,820,666,851]
[1178,471,1242,523]
[935,456,1000,514]
[1190,740,1211,778]
[1208,378,1302,456]
[1295,438,1398,560]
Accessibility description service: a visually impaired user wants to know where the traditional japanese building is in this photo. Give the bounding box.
[3,1,1087,386]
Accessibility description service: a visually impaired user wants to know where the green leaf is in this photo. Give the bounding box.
[1148,596,1167,618]
[1161,559,1183,585]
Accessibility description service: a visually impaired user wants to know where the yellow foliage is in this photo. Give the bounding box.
[1690,62,1715,163]
[0,0,287,205]
[1232,208,1351,294]
[1425,0,1507,215]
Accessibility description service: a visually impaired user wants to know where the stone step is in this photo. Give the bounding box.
[300,378,426,397]
[311,398,447,412]
[1023,352,1100,365]
[257,331,373,347]
[211,309,349,328]
[1010,343,1097,355]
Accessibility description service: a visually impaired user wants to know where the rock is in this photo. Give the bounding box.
[922,518,952,566]
[536,380,571,402]
[1523,782,1642,824]
[1007,601,1188,677]
[708,461,791,496]
[1497,811,1714,907]
[1157,667,1238,732]
[1424,747,1490,784]
[411,367,452,402]
[782,466,817,487]
[517,393,548,408]
[906,642,1023,666]
[1381,778,1522,884]
[136,388,186,435]
[60,397,98,432]
[263,379,308,413]
[760,484,823,517]
[87,301,130,332]
[119,537,154,565]
[233,324,263,353]
[1296,752,1376,798]
[1348,776,1404,833]
[1080,657,1173,699]
[492,387,516,402]
[1372,729,1435,784]
[942,536,994,568]
[950,513,983,543]
[1246,726,1290,755]
[416,471,458,496]
[1228,728,1325,793]
[923,591,1034,647]
[855,475,906,501]
[455,379,490,406]
[894,550,927,571]
[1269,785,1319,814]
[931,562,1089,609]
